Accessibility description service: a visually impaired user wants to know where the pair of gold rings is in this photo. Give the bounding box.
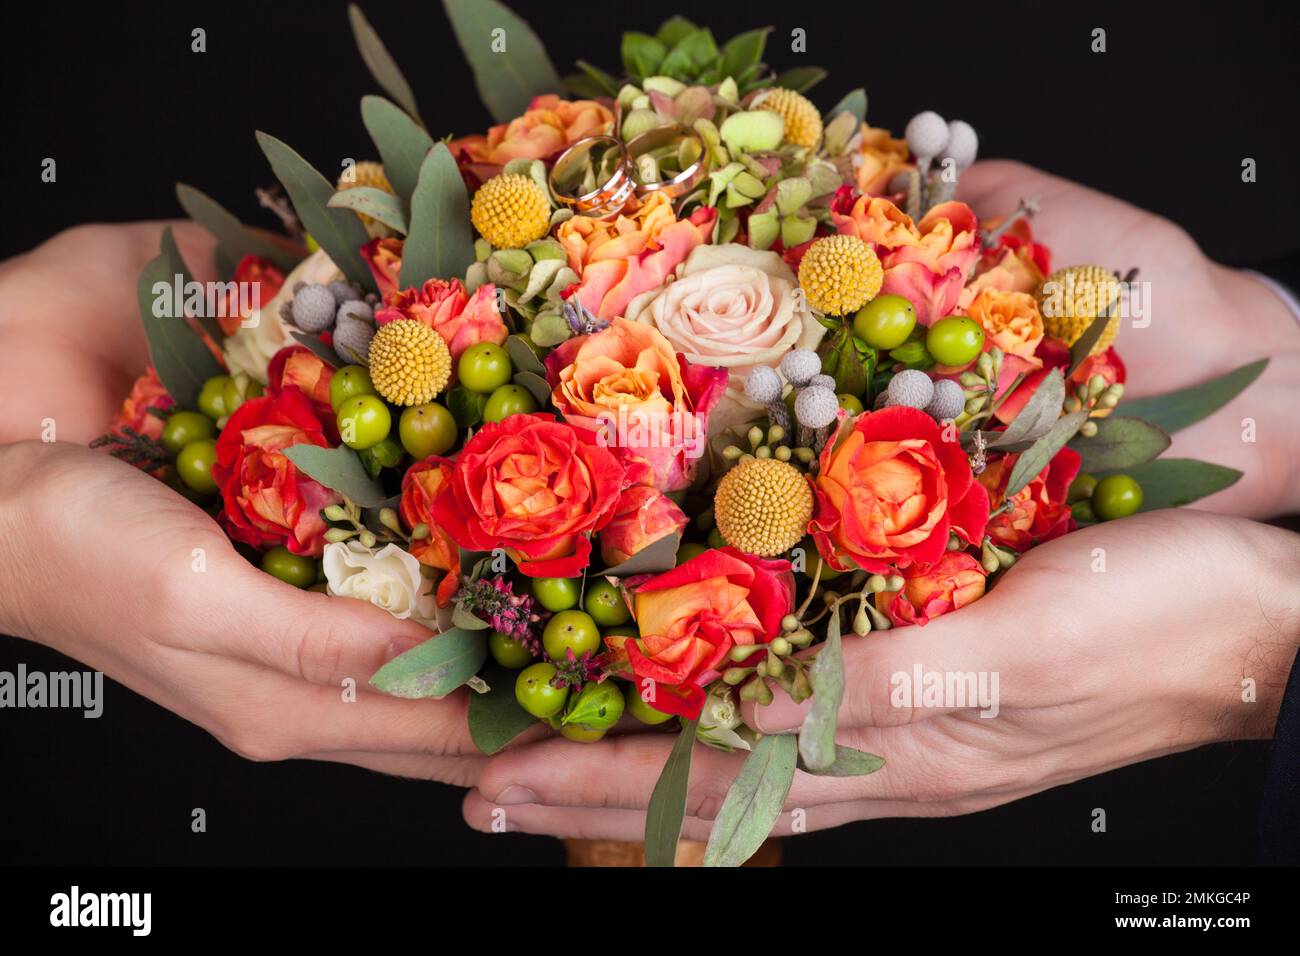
[549,125,707,219]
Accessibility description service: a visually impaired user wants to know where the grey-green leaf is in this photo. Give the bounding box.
[444,0,561,123]
[282,444,387,507]
[348,4,423,125]
[601,529,683,577]
[290,330,343,368]
[772,66,828,94]
[798,612,844,772]
[400,143,475,288]
[505,333,547,376]
[511,370,551,406]
[798,745,885,777]
[644,718,696,867]
[992,369,1065,449]
[1095,457,1242,511]
[256,131,375,290]
[1004,409,1090,497]
[327,186,408,234]
[137,250,223,409]
[468,665,540,754]
[160,225,223,344]
[369,627,486,699]
[1116,359,1268,434]
[175,183,301,272]
[1070,416,1170,472]
[360,95,434,206]
[825,88,867,123]
[1067,313,1114,376]
[703,732,798,867]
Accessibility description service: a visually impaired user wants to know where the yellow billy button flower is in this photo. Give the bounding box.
[755,87,823,150]
[368,319,452,406]
[1036,264,1123,355]
[797,234,883,316]
[471,173,552,249]
[713,457,813,557]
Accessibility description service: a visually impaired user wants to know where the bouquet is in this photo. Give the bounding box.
[97,2,1266,866]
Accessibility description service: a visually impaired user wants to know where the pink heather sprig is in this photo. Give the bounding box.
[456,575,543,654]
[550,648,610,690]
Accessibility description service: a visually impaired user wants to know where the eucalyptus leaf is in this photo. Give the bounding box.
[400,143,475,288]
[772,66,827,93]
[1067,312,1114,376]
[601,529,682,577]
[348,4,423,125]
[137,251,224,409]
[447,386,488,429]
[468,665,539,754]
[572,59,621,96]
[327,187,408,234]
[798,745,885,777]
[1117,359,1268,434]
[160,225,224,344]
[290,330,344,369]
[798,613,844,772]
[175,183,301,272]
[369,627,487,699]
[703,732,798,867]
[825,88,867,123]
[282,444,387,507]
[1069,416,1170,472]
[444,0,561,123]
[512,370,552,406]
[256,131,374,290]
[644,718,697,867]
[505,334,547,376]
[1094,457,1242,511]
[991,369,1065,449]
[452,602,490,631]
[360,95,434,205]
[1004,409,1090,497]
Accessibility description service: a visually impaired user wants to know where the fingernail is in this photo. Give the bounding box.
[752,695,812,734]
[385,635,422,662]
[493,785,539,806]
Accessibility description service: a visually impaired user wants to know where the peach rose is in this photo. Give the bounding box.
[362,237,404,299]
[875,551,987,627]
[266,345,336,436]
[854,124,913,196]
[109,365,174,442]
[376,278,507,365]
[961,245,1046,306]
[599,485,688,566]
[558,192,716,321]
[830,190,919,250]
[545,317,726,491]
[450,94,614,167]
[399,457,462,607]
[965,288,1044,362]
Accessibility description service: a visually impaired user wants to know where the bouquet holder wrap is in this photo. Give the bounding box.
[563,838,783,867]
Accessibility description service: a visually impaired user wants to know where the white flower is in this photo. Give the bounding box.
[223,249,342,383]
[695,687,753,752]
[323,540,437,627]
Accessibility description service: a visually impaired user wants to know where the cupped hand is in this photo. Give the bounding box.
[461,510,1300,840]
[958,160,1300,519]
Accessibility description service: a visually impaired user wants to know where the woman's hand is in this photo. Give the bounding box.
[958,161,1300,519]
[0,441,485,784]
[461,510,1300,840]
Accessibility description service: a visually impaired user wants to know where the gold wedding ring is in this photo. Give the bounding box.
[548,135,636,219]
[625,125,708,204]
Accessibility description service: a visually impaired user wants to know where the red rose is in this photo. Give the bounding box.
[431,413,625,577]
[876,551,988,627]
[609,547,795,718]
[218,255,285,336]
[213,388,341,556]
[109,365,174,443]
[266,345,336,435]
[598,485,688,566]
[376,278,508,367]
[979,445,1081,552]
[399,458,463,607]
[361,237,404,299]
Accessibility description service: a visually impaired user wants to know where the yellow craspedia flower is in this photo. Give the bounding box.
[714,458,813,558]
[1036,265,1123,355]
[336,161,394,229]
[471,173,552,249]
[798,235,882,316]
[756,88,823,150]
[368,320,452,406]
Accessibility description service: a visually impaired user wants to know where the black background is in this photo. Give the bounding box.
[1,0,1297,866]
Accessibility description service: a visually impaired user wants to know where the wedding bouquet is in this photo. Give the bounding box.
[97,1,1265,866]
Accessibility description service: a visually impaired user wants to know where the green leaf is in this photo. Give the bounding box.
[175,183,301,272]
[159,225,224,345]
[446,386,488,429]
[444,0,561,123]
[622,31,667,78]
[452,601,490,630]
[601,528,683,577]
[136,250,223,409]
[400,143,475,288]
[290,330,343,368]
[825,88,867,123]
[703,732,798,867]
[655,15,698,48]
[512,370,551,406]
[360,95,435,206]
[772,66,828,93]
[468,665,538,754]
[572,59,621,97]
[798,612,844,772]
[1070,416,1170,472]
[1116,359,1268,434]
[820,324,871,397]
[505,333,547,376]
[369,627,487,699]
[1095,458,1242,511]
[1004,409,1090,497]
[347,4,422,125]
[282,444,387,507]
[644,718,697,867]
[256,131,374,290]
[798,745,885,777]
[991,369,1065,449]
[327,187,408,234]
[1067,313,1113,376]
[720,28,771,79]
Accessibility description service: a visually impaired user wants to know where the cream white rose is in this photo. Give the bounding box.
[223,248,342,383]
[323,540,437,627]
[624,243,824,434]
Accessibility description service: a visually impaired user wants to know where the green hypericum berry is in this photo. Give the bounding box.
[925,315,985,367]
[1067,473,1098,504]
[489,630,533,669]
[175,439,218,494]
[515,662,568,718]
[336,394,392,450]
[482,384,538,423]
[542,610,601,661]
[222,377,263,417]
[398,402,457,458]
[837,393,865,415]
[560,723,606,742]
[531,577,579,612]
[563,680,625,731]
[457,342,513,394]
[197,375,233,420]
[624,681,674,725]
[329,366,376,412]
[259,546,317,589]
[676,542,709,565]
[1091,474,1143,521]
[584,579,630,627]
[853,294,916,350]
[160,411,215,455]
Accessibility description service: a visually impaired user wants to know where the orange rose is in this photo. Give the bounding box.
[450,94,614,167]
[266,345,335,431]
[854,124,913,196]
[109,365,174,443]
[965,288,1044,362]
[875,551,987,627]
[830,191,920,250]
[598,485,688,566]
[557,192,716,320]
[361,237,404,299]
[399,458,462,606]
[376,278,507,365]
[811,406,989,573]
